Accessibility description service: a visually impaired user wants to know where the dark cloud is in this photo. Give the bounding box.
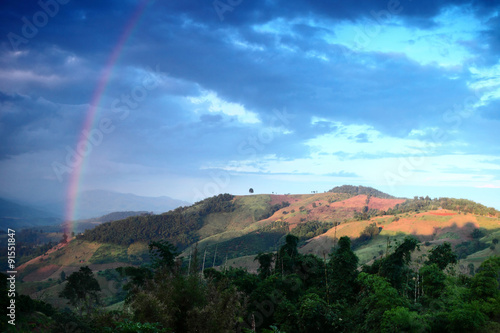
[0,92,85,159]
[0,0,499,204]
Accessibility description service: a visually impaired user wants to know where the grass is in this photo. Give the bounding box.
[89,243,129,264]
[419,215,453,223]
[197,195,272,240]
[354,234,408,265]
[437,232,461,240]
[18,279,59,295]
[50,240,101,266]
[19,262,45,281]
[105,300,125,312]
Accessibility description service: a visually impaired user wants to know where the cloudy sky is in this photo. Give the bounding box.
[0,0,499,210]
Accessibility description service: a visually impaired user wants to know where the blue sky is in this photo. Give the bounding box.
[0,0,499,209]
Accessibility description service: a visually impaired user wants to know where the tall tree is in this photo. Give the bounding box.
[328,236,359,301]
[149,240,179,271]
[276,234,300,275]
[426,242,457,270]
[59,266,101,316]
[378,237,419,291]
[255,252,274,280]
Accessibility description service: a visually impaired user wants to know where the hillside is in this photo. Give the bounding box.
[15,187,500,313]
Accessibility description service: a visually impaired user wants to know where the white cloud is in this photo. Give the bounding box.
[468,61,500,108]
[307,119,437,156]
[188,90,260,124]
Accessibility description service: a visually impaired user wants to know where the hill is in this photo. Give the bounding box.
[328,185,396,199]
[14,186,500,313]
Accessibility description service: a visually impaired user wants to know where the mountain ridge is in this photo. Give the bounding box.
[0,197,61,229]
[13,186,500,311]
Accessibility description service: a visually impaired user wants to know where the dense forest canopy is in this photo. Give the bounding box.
[328,185,396,199]
[80,194,235,248]
[10,234,500,332]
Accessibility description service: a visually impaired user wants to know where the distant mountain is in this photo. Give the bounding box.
[80,211,151,223]
[65,210,153,234]
[70,190,190,219]
[0,197,61,229]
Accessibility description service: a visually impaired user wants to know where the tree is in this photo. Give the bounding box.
[60,270,66,283]
[298,293,338,333]
[276,234,300,275]
[60,232,68,244]
[381,306,426,333]
[471,228,485,239]
[420,263,446,299]
[59,266,101,316]
[149,240,179,271]
[255,253,274,280]
[378,237,419,291]
[471,256,500,301]
[328,236,359,301]
[427,242,457,270]
[249,188,254,194]
[355,273,408,332]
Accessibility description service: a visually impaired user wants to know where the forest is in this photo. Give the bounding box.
[80,194,235,248]
[5,233,500,332]
[328,185,396,199]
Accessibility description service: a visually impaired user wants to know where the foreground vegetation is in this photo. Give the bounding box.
[5,233,500,332]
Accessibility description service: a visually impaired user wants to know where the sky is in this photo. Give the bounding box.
[0,0,499,211]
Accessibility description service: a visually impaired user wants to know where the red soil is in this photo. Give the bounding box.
[328,195,405,211]
[429,211,456,216]
[264,194,405,232]
[368,196,406,210]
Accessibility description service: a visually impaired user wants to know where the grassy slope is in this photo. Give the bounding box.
[303,209,500,266]
[17,239,148,308]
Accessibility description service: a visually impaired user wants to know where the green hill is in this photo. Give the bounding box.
[15,186,500,317]
[328,185,396,199]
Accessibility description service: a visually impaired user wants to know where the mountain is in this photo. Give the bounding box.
[14,187,500,310]
[63,211,153,234]
[80,211,151,223]
[0,197,61,229]
[60,190,190,219]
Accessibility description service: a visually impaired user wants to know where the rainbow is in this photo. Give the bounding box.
[64,0,150,235]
